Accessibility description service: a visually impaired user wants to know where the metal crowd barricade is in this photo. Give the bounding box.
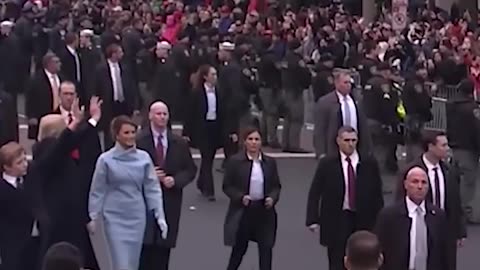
[428,83,459,99]
[424,97,447,131]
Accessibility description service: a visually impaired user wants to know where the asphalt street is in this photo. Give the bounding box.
[171,159,480,270]
[14,94,480,269]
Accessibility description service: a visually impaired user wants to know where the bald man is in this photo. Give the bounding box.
[375,167,449,270]
[137,102,197,270]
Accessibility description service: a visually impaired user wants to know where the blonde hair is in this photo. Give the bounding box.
[37,114,67,141]
[0,142,25,172]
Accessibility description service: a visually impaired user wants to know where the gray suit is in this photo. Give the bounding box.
[313,91,372,157]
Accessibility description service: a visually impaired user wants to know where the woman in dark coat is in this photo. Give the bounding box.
[183,64,226,201]
[222,126,282,270]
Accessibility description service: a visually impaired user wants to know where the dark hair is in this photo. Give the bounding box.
[337,125,357,137]
[422,130,446,151]
[64,32,78,45]
[194,64,214,90]
[0,142,25,172]
[42,52,59,68]
[41,242,83,270]
[59,81,77,93]
[106,43,122,59]
[110,115,137,140]
[345,231,381,270]
[241,126,262,141]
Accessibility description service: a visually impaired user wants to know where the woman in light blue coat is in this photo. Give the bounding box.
[88,115,168,270]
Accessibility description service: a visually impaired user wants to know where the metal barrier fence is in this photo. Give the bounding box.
[424,84,459,132]
[424,97,447,131]
[428,83,459,99]
[303,74,455,132]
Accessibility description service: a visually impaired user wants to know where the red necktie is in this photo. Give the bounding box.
[68,112,80,160]
[156,134,164,166]
[346,156,356,210]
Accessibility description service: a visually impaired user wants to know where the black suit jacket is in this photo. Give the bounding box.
[48,29,65,54]
[58,46,81,84]
[0,178,35,270]
[375,200,449,270]
[94,61,139,130]
[26,70,63,139]
[395,157,467,240]
[49,108,102,223]
[222,152,282,247]
[30,121,98,245]
[136,129,197,247]
[306,154,384,246]
[0,123,95,266]
[217,61,249,134]
[0,90,18,146]
[183,85,226,149]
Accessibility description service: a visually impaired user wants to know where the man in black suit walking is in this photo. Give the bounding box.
[376,167,449,270]
[395,131,466,269]
[306,125,384,270]
[26,52,63,140]
[138,101,197,270]
[94,43,139,148]
[50,81,101,270]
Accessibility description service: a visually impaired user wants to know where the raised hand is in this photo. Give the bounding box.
[68,98,85,130]
[89,96,103,122]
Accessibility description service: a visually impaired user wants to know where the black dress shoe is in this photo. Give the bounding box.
[201,192,216,201]
[283,147,310,153]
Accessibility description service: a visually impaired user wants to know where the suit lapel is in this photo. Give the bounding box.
[439,161,449,209]
[259,154,269,193]
[425,202,438,250]
[335,155,346,198]
[42,71,53,106]
[331,93,341,128]
[398,200,413,261]
[201,87,208,117]
[355,155,362,201]
[0,177,17,191]
[164,130,174,170]
[105,63,114,98]
[241,153,253,192]
[143,128,156,163]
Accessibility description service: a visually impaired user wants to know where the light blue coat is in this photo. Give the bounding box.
[89,144,166,270]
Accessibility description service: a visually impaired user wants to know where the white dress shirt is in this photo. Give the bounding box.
[336,91,358,131]
[340,150,359,210]
[67,45,81,82]
[204,83,217,120]
[248,153,264,201]
[422,154,445,209]
[2,173,39,236]
[45,69,60,109]
[152,127,168,157]
[406,197,426,270]
[45,69,61,91]
[108,60,124,102]
[2,172,18,188]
